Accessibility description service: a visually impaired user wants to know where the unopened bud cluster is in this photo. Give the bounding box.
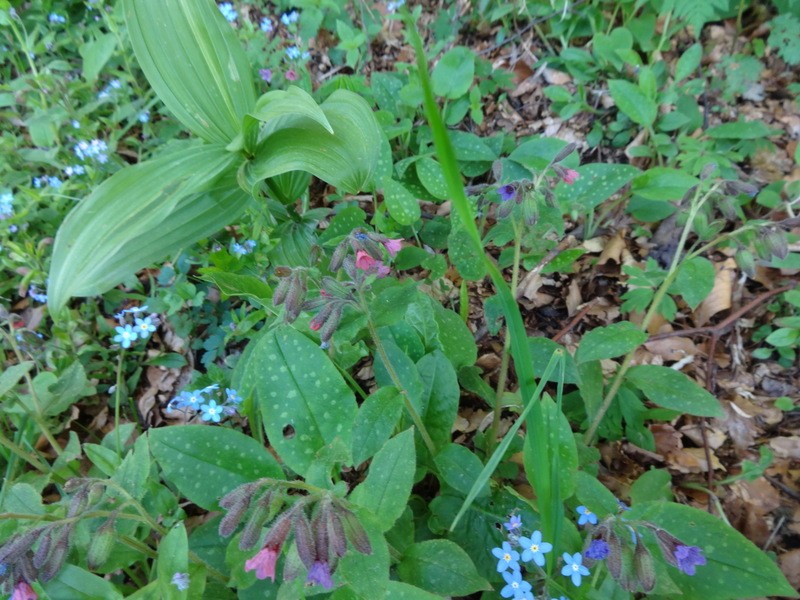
[218,481,371,590]
[0,479,116,595]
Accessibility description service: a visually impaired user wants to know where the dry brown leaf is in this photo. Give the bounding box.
[651,423,683,456]
[565,279,582,316]
[667,447,724,473]
[680,423,726,449]
[644,336,700,362]
[779,549,800,590]
[597,231,626,265]
[694,257,736,326]
[769,436,800,460]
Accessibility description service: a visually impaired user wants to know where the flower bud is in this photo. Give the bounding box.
[311,510,330,564]
[761,229,788,260]
[723,180,758,197]
[272,275,291,307]
[653,528,681,569]
[293,510,315,569]
[552,142,578,165]
[329,242,349,272]
[323,502,347,558]
[33,527,55,569]
[336,506,371,555]
[87,520,116,570]
[239,490,275,551]
[606,528,622,579]
[699,162,718,180]
[735,249,756,278]
[318,304,343,344]
[634,540,655,592]
[0,530,39,565]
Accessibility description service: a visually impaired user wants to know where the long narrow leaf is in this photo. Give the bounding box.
[124,0,256,144]
[404,16,561,547]
[48,143,249,313]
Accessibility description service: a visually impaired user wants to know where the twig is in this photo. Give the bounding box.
[552,298,600,343]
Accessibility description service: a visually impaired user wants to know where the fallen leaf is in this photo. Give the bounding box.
[694,258,736,326]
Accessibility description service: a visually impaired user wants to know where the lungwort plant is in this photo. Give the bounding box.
[46,0,382,315]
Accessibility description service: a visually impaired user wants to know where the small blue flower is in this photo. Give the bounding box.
[503,514,522,532]
[576,506,597,526]
[48,13,66,23]
[260,17,272,32]
[134,316,156,339]
[28,285,48,303]
[138,110,150,123]
[280,10,298,25]
[110,79,121,89]
[285,46,301,60]
[47,176,62,188]
[561,552,590,587]
[518,530,553,567]
[71,119,80,129]
[585,539,609,560]
[225,388,242,404]
[498,184,516,202]
[500,568,532,599]
[386,0,405,12]
[491,541,520,573]
[113,324,138,348]
[200,400,222,422]
[0,192,13,219]
[171,572,189,591]
[184,390,205,410]
[617,498,631,511]
[218,2,237,22]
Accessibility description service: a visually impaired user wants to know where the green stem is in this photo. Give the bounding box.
[115,351,125,459]
[488,219,523,455]
[0,434,50,475]
[584,185,717,443]
[365,314,437,456]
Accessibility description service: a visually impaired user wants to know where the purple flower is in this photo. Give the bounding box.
[674,545,706,576]
[259,68,272,83]
[498,184,515,202]
[306,560,333,589]
[171,572,189,591]
[585,539,609,560]
[503,514,522,532]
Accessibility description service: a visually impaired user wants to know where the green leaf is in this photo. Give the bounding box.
[448,131,497,162]
[48,143,249,314]
[318,206,367,244]
[233,326,357,474]
[525,395,578,500]
[704,119,781,140]
[765,327,799,348]
[576,321,648,363]
[124,0,256,144]
[625,365,723,417]
[251,86,332,133]
[369,279,419,328]
[111,434,150,500]
[633,502,798,599]
[632,167,699,201]
[557,163,640,212]
[431,47,475,99]
[334,510,390,599]
[509,137,579,172]
[149,425,283,510]
[157,523,189,600]
[448,223,486,281]
[382,178,421,225]
[430,300,477,369]
[417,351,460,451]
[350,429,416,531]
[415,157,450,200]
[198,269,273,308]
[79,33,117,84]
[574,470,620,517]
[385,581,442,600]
[434,443,488,498]
[608,79,657,126]
[396,539,490,596]
[43,564,123,600]
[0,361,33,397]
[675,43,702,81]
[672,256,715,309]
[352,387,404,465]
[247,90,382,194]
[630,468,673,504]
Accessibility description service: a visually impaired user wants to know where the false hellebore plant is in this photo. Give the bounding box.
[46,0,382,315]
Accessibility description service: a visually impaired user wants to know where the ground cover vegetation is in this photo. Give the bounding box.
[0,0,798,598]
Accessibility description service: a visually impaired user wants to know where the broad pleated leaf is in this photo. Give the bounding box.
[124,0,256,144]
[246,90,382,194]
[48,143,249,313]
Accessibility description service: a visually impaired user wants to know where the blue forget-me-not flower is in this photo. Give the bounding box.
[218,2,237,22]
[518,530,553,567]
[576,505,597,526]
[561,552,590,587]
[492,541,521,573]
[500,569,533,599]
[113,324,138,349]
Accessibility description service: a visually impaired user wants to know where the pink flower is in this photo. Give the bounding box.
[562,169,579,185]
[309,316,323,331]
[355,250,377,271]
[245,545,280,581]
[375,263,391,278]
[307,560,333,589]
[11,582,37,600]
[285,69,298,81]
[382,238,403,256]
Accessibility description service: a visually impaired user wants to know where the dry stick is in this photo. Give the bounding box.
[551,298,601,343]
[649,284,794,513]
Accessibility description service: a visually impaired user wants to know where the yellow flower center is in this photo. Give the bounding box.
[530,544,539,552]
[503,553,511,561]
